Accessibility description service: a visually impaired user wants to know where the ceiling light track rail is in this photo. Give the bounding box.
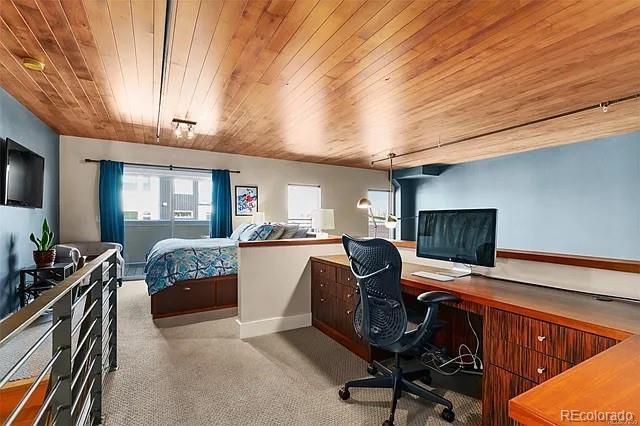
[83,159,240,174]
[155,0,174,144]
[371,92,640,166]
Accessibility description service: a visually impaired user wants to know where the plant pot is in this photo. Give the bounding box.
[33,249,56,268]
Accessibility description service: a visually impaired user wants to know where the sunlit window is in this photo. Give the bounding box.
[288,184,321,226]
[122,167,211,222]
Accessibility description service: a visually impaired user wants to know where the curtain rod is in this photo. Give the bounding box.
[84,159,240,174]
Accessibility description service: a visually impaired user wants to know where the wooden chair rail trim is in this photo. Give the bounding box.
[238,237,342,248]
[387,240,639,274]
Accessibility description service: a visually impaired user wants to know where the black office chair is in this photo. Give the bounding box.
[338,235,459,425]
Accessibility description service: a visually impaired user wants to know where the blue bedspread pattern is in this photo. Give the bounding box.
[144,238,238,295]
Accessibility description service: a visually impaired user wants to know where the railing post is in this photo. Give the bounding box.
[108,253,118,371]
[51,291,73,426]
[89,266,103,425]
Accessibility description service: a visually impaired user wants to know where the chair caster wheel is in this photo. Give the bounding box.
[367,363,378,376]
[383,420,394,426]
[338,387,350,400]
[441,408,455,423]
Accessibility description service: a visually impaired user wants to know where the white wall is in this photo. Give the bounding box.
[237,242,345,338]
[59,136,387,242]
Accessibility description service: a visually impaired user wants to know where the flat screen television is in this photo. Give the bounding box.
[416,208,497,267]
[1,138,45,208]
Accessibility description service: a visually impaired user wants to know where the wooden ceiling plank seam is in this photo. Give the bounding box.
[225,0,414,140]
[274,0,504,134]
[58,0,126,140]
[231,0,428,144]
[220,0,336,138]
[351,1,637,126]
[106,0,144,141]
[131,0,156,132]
[82,0,136,140]
[258,0,344,85]
[156,0,177,145]
[36,0,117,140]
[274,0,600,145]
[191,0,270,146]
[11,0,103,129]
[219,0,372,135]
[212,2,360,137]
[182,0,247,133]
[245,0,457,144]
[183,2,296,150]
[173,0,224,125]
[331,7,640,142]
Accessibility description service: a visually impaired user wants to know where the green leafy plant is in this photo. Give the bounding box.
[30,218,55,252]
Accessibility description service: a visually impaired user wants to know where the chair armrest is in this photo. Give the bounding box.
[417,291,460,305]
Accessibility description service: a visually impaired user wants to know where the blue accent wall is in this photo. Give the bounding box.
[400,132,640,260]
[0,87,59,317]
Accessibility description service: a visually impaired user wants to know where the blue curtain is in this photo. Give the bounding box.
[99,161,124,246]
[210,169,232,238]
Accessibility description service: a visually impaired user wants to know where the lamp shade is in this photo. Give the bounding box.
[311,209,335,230]
[252,211,266,225]
[356,197,372,209]
[384,214,398,229]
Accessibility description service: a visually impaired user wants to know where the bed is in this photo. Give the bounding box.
[145,223,313,318]
[145,238,239,319]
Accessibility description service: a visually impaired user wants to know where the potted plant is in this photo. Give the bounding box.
[30,218,56,267]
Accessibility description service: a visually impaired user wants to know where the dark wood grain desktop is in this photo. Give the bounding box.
[310,254,640,425]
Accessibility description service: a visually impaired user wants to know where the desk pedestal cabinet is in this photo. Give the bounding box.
[310,258,619,425]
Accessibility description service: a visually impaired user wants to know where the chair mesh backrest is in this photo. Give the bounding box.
[342,235,407,348]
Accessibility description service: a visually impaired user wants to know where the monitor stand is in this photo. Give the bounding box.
[440,263,472,278]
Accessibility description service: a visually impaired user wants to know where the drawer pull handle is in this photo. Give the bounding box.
[537,367,546,374]
[182,287,191,291]
[346,310,352,315]
[320,269,324,273]
[320,283,325,287]
[346,293,352,298]
[320,298,325,302]
[537,335,546,342]
[347,276,352,281]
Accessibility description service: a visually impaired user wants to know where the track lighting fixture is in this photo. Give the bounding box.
[171,118,197,139]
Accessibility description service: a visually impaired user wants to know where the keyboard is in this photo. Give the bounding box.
[410,271,455,282]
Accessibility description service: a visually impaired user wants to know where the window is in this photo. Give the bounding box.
[367,189,393,238]
[122,167,212,222]
[288,184,321,226]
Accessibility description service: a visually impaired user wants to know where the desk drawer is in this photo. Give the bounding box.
[488,308,616,364]
[488,338,572,384]
[337,267,356,287]
[312,262,337,296]
[340,284,358,305]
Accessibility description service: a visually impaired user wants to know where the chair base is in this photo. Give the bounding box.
[339,357,455,425]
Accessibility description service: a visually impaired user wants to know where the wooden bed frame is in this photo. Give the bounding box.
[150,274,237,319]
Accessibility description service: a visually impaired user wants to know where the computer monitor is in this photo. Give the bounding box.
[415,209,497,278]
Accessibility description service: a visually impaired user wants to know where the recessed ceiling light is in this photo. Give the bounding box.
[22,58,45,72]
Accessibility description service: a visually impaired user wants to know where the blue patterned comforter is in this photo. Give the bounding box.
[144,238,238,295]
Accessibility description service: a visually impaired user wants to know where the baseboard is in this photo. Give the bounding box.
[236,313,312,339]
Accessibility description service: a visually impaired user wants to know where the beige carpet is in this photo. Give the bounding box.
[103,281,481,425]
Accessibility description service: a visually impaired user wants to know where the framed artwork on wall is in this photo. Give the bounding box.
[235,185,258,216]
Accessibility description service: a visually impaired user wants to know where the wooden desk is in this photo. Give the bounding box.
[510,335,640,425]
[310,254,640,425]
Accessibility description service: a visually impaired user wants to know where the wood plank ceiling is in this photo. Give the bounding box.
[0,0,638,169]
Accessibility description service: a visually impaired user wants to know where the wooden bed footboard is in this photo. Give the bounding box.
[150,275,238,319]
